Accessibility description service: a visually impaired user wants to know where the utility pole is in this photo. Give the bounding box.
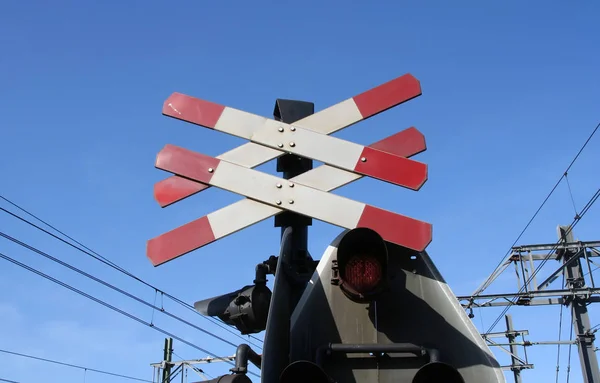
[504,314,523,383]
[458,225,600,381]
[151,354,230,382]
[558,225,600,383]
[162,337,173,383]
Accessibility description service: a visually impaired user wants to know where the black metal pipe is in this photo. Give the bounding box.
[260,228,294,383]
[428,347,440,363]
[233,344,262,373]
[315,343,440,367]
[254,263,269,285]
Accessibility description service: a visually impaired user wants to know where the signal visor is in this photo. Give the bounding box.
[332,228,388,302]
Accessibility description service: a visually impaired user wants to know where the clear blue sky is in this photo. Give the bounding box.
[1,1,599,382]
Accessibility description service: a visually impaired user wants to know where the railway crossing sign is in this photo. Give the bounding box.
[147,74,432,266]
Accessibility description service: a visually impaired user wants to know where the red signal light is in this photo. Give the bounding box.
[343,254,383,294]
[333,228,388,302]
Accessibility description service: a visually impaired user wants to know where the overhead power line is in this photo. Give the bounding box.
[471,121,600,299]
[0,196,263,348]
[0,348,152,382]
[0,250,261,380]
[0,378,20,383]
[485,186,600,333]
[0,230,239,349]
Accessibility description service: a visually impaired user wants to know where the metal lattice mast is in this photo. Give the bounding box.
[557,225,600,382]
[459,226,600,382]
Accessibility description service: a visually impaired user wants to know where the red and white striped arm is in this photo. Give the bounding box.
[147,142,432,266]
[291,127,426,190]
[162,92,427,190]
[148,128,426,266]
[156,74,421,207]
[155,127,426,207]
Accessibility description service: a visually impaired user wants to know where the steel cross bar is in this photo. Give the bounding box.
[147,143,432,266]
[536,249,583,291]
[155,73,422,207]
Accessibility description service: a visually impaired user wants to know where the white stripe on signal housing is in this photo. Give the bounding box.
[291,243,339,328]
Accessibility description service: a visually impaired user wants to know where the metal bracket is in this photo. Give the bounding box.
[330,259,340,286]
[315,343,439,368]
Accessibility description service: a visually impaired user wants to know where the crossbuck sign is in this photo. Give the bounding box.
[147,74,432,266]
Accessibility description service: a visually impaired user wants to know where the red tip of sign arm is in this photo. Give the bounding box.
[369,127,426,158]
[147,216,216,266]
[155,144,221,184]
[154,176,210,208]
[354,146,428,190]
[357,205,432,252]
[162,92,225,129]
[352,74,422,119]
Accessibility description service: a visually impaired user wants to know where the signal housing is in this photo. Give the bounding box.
[194,283,272,335]
[332,227,389,302]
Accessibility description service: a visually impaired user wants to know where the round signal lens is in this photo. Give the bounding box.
[343,254,383,294]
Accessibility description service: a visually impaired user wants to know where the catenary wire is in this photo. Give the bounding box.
[0,230,241,348]
[0,379,20,383]
[565,174,578,215]
[168,351,212,383]
[0,199,263,347]
[0,348,152,382]
[0,251,260,379]
[470,121,600,301]
[486,188,600,333]
[0,197,263,348]
[485,187,600,333]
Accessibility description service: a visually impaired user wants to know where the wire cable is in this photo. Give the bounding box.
[0,230,241,348]
[565,174,578,215]
[485,187,600,333]
[470,121,599,300]
[0,200,261,347]
[167,351,211,383]
[0,348,152,382]
[0,378,20,383]
[0,251,260,379]
[0,198,263,348]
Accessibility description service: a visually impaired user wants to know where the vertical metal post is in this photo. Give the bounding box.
[260,100,315,383]
[558,225,600,383]
[527,251,538,290]
[505,314,522,383]
[583,248,596,288]
[273,99,316,309]
[162,337,173,383]
[261,228,294,383]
